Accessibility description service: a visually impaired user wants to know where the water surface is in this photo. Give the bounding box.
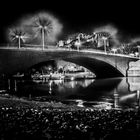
[1,77,140,109]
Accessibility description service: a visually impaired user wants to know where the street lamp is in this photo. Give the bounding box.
[137,45,140,58]
[111,48,117,54]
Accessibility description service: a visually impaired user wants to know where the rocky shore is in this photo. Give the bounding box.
[0,95,140,140]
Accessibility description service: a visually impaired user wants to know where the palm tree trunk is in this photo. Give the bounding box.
[78,38,80,51]
[18,37,21,49]
[42,28,45,50]
[103,39,107,53]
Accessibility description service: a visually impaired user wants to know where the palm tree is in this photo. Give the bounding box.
[101,36,108,53]
[93,25,119,51]
[31,14,53,50]
[95,32,110,52]
[9,28,29,48]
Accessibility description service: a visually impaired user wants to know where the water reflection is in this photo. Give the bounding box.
[53,79,95,88]
[1,77,140,109]
[127,77,140,91]
[136,90,140,108]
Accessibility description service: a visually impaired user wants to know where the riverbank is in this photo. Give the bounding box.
[0,95,140,140]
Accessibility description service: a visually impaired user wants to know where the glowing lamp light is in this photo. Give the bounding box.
[71,77,74,81]
[44,26,48,29]
[111,48,117,54]
[16,35,19,38]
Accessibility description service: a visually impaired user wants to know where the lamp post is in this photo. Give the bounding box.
[137,45,140,58]
[111,48,117,54]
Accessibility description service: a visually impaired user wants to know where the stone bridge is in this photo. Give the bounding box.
[0,47,139,78]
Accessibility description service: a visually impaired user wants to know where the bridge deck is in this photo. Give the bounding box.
[0,47,139,59]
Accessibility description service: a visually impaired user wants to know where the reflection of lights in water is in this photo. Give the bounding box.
[54,79,64,85]
[136,90,140,108]
[136,90,140,99]
[75,99,84,107]
[29,94,32,99]
[114,93,119,108]
[49,80,53,94]
[14,80,17,92]
[70,77,74,81]
[8,79,10,90]
[70,81,75,88]
[54,79,94,89]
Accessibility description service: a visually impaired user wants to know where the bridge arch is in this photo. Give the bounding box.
[27,56,124,78]
[0,48,138,78]
[62,56,124,78]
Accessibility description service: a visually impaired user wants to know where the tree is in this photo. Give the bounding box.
[120,43,131,54]
[93,25,120,51]
[31,14,53,50]
[9,27,29,48]
[94,31,110,52]
[101,36,109,53]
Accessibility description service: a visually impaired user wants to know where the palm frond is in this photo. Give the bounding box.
[8,28,29,43]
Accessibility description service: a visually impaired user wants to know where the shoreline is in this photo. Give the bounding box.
[0,93,137,111]
[0,94,140,140]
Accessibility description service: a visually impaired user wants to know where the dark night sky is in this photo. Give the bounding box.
[0,0,140,44]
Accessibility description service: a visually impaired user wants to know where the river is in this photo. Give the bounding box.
[1,77,140,110]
